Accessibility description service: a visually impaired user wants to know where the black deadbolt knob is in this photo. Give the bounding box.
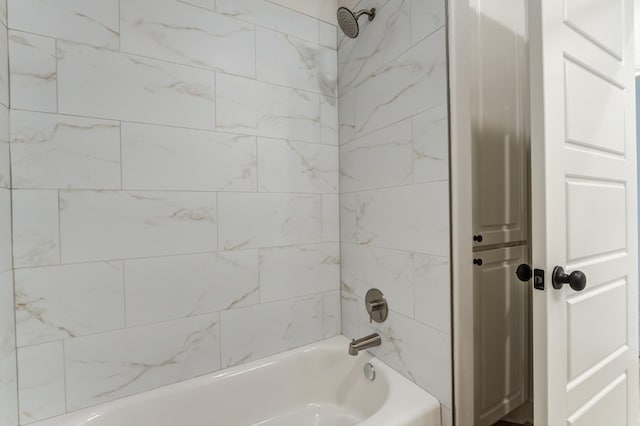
[552,266,587,291]
[516,264,532,282]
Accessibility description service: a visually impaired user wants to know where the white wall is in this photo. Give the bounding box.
[0,0,17,424]
[6,0,339,423]
[337,0,452,424]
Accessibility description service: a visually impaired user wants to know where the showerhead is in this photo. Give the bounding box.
[337,7,376,39]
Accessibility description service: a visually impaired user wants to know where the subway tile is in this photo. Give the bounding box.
[218,192,321,250]
[0,189,10,272]
[338,0,411,93]
[10,110,121,189]
[414,253,450,334]
[59,190,217,263]
[361,309,452,408]
[354,27,447,137]
[57,41,215,130]
[124,251,259,326]
[65,313,220,410]
[15,262,125,347]
[0,270,18,426]
[320,96,339,146]
[323,290,341,338]
[257,138,338,193]
[355,181,449,256]
[340,119,413,192]
[17,342,65,424]
[216,0,320,43]
[7,0,119,48]
[319,22,337,50]
[256,27,336,96]
[220,295,322,367]
[216,74,320,143]
[322,193,339,242]
[12,190,60,268]
[0,105,8,188]
[341,243,414,318]
[8,31,57,113]
[121,122,257,192]
[259,243,339,302]
[121,0,255,78]
[410,0,445,45]
[413,104,449,184]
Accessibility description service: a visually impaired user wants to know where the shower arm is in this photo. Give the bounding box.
[355,8,376,21]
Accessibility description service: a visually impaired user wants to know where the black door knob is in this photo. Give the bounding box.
[516,264,532,282]
[552,266,587,291]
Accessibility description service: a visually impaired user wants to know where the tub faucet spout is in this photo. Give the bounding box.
[348,333,381,356]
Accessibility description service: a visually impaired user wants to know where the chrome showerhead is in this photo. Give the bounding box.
[337,7,376,39]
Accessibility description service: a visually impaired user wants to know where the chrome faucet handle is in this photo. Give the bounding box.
[365,289,388,323]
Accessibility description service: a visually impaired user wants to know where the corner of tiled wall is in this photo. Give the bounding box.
[5,0,341,423]
[337,0,452,424]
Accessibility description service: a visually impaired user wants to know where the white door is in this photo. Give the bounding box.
[529,0,639,424]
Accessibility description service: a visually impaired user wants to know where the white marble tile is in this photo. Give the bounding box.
[220,295,322,367]
[178,0,215,10]
[12,190,60,268]
[59,190,217,263]
[324,290,341,338]
[340,287,359,339]
[339,192,357,243]
[65,313,220,410]
[320,96,339,146]
[57,41,215,130]
[410,0,445,45]
[322,193,339,242]
[256,27,336,96]
[216,0,320,43]
[216,74,320,143]
[257,138,338,193]
[10,110,121,189]
[218,193,321,250]
[355,182,449,256]
[0,105,9,188]
[0,189,11,272]
[15,262,125,347]
[319,22,337,50]
[7,0,119,48]
[121,123,257,192]
[361,309,452,408]
[125,251,259,326]
[338,0,411,93]
[0,270,18,426]
[414,254,450,334]
[0,24,8,108]
[340,119,413,192]
[0,0,6,27]
[413,104,449,184]
[17,342,65,425]
[341,243,414,317]
[120,0,255,78]
[259,243,339,302]
[338,88,355,144]
[354,27,447,137]
[8,31,57,113]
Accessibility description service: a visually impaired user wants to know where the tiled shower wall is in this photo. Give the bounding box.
[338,0,452,424]
[0,0,17,424]
[6,0,340,423]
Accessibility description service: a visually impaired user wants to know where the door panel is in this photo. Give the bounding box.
[529,0,638,423]
[475,245,529,426]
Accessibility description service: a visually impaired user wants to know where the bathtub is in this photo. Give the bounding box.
[32,336,441,426]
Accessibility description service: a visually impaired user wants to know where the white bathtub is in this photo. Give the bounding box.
[32,336,441,426]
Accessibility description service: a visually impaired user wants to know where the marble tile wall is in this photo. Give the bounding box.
[0,0,18,423]
[337,0,452,425]
[6,0,340,423]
